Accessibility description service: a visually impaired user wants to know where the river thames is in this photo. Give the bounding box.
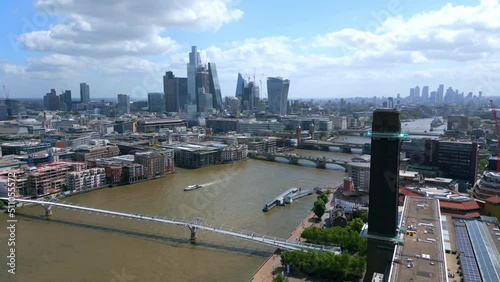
[0,149,353,282]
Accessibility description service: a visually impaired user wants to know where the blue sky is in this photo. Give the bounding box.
[0,0,498,100]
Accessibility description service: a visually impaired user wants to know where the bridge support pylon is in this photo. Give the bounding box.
[342,147,352,153]
[188,226,197,243]
[41,204,52,217]
[316,161,327,169]
[289,157,299,165]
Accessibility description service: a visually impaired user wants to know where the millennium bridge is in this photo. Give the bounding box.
[1,197,340,253]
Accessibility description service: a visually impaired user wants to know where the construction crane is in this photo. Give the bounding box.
[490,100,500,172]
[259,73,266,99]
[1,85,9,105]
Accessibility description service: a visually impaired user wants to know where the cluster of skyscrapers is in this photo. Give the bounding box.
[156,45,290,116]
[43,82,91,111]
[160,46,223,114]
[409,84,482,104]
[41,46,291,116]
[235,73,290,115]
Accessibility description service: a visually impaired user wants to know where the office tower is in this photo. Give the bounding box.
[437,84,444,103]
[445,87,455,103]
[43,89,61,111]
[196,66,212,112]
[80,83,90,103]
[208,62,223,111]
[430,91,437,103]
[414,85,420,100]
[148,93,165,113]
[437,140,478,184]
[175,77,188,110]
[235,73,247,97]
[365,109,402,281]
[226,96,240,115]
[187,46,201,104]
[242,81,256,111]
[479,91,482,98]
[267,77,290,115]
[117,94,130,115]
[422,86,429,102]
[409,88,414,98]
[59,90,72,110]
[163,71,178,112]
[387,97,394,108]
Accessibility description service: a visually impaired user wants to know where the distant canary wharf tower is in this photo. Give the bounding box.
[364,109,403,281]
[267,77,290,115]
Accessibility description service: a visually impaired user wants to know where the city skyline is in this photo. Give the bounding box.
[1,0,499,100]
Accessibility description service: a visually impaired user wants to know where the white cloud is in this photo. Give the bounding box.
[18,0,243,58]
[2,63,26,75]
[311,0,500,67]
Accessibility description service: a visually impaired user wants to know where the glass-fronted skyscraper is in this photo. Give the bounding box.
[208,62,223,111]
[80,83,90,104]
[117,94,130,116]
[196,66,212,112]
[176,77,188,111]
[267,77,290,115]
[163,71,177,112]
[187,46,201,105]
[148,92,165,113]
[235,73,247,97]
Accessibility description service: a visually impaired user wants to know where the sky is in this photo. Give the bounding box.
[0,0,499,101]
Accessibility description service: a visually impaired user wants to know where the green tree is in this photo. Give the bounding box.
[317,194,328,205]
[313,200,326,219]
[281,250,366,280]
[478,158,488,175]
[399,111,410,120]
[272,273,289,282]
[348,218,365,234]
[352,210,368,223]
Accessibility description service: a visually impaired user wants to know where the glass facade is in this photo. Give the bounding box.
[80,83,90,103]
[235,73,247,97]
[117,94,130,115]
[267,77,290,115]
[148,92,165,113]
[208,63,223,111]
[175,77,188,111]
[187,46,201,104]
[163,71,177,112]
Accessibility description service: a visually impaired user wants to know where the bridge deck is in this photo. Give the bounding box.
[1,197,340,253]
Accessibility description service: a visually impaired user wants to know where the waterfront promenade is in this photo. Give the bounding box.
[250,189,335,281]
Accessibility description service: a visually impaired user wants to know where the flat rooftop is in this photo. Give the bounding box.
[389,197,447,282]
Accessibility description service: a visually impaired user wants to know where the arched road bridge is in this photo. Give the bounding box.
[248,151,349,169]
[1,197,340,253]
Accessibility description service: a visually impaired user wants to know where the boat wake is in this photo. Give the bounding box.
[200,180,218,187]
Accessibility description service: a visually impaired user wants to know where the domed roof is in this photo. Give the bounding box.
[18,118,41,125]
